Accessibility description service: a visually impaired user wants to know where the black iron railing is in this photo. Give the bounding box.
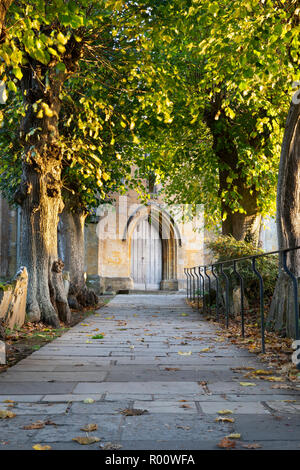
[184,246,300,363]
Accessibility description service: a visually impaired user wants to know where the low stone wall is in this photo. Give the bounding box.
[0,266,28,330]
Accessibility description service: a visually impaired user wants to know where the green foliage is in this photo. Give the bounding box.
[207,235,278,302]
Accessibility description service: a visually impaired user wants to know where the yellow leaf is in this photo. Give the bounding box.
[215,417,235,423]
[83,398,95,404]
[200,347,211,352]
[239,382,257,387]
[226,433,241,439]
[80,423,98,432]
[0,410,16,419]
[32,444,52,450]
[217,409,233,415]
[178,351,192,356]
[72,436,101,445]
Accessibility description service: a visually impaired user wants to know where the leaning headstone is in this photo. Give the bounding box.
[0,266,28,329]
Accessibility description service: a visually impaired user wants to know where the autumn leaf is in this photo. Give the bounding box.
[72,436,101,445]
[100,442,123,450]
[23,420,45,430]
[226,433,241,439]
[80,423,98,432]
[32,444,52,450]
[165,367,180,371]
[83,398,95,404]
[0,410,16,419]
[120,408,148,416]
[200,347,211,352]
[242,443,262,449]
[215,417,235,423]
[217,409,233,415]
[217,437,236,449]
[260,376,284,382]
[178,351,192,356]
[253,370,273,375]
[180,404,191,409]
[239,382,257,387]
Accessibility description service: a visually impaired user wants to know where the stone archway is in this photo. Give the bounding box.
[131,217,162,290]
[125,204,180,291]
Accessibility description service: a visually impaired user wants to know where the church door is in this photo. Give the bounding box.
[131,218,162,290]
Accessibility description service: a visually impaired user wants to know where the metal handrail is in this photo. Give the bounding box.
[185,245,300,367]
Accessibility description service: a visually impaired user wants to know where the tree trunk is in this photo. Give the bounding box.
[58,207,98,309]
[204,106,261,244]
[0,0,12,40]
[16,61,71,327]
[219,168,262,244]
[268,101,300,338]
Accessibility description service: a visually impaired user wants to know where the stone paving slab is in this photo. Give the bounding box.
[0,293,299,451]
[0,382,78,394]
[0,372,108,382]
[73,381,204,395]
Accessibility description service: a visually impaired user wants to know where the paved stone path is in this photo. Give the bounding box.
[0,294,299,450]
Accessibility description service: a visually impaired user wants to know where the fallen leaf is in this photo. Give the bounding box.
[23,420,45,430]
[100,442,123,450]
[32,444,52,450]
[180,404,191,409]
[3,400,15,403]
[80,423,98,432]
[271,384,294,390]
[178,351,192,356]
[215,417,235,423]
[44,419,56,426]
[164,367,180,371]
[242,443,262,449]
[239,382,257,387]
[260,376,284,382]
[72,436,101,445]
[226,433,241,439]
[83,398,95,404]
[0,410,16,419]
[217,437,236,449]
[217,409,233,415]
[176,425,191,430]
[253,370,273,375]
[120,408,148,416]
[200,347,211,352]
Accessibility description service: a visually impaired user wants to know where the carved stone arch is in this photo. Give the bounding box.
[125,203,180,290]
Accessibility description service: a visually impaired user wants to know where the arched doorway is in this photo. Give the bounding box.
[131,217,162,290]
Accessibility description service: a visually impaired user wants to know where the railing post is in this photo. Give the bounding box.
[194,267,200,310]
[252,257,265,354]
[184,268,188,299]
[220,262,230,328]
[211,264,219,321]
[233,260,245,338]
[199,267,205,313]
[204,266,212,315]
